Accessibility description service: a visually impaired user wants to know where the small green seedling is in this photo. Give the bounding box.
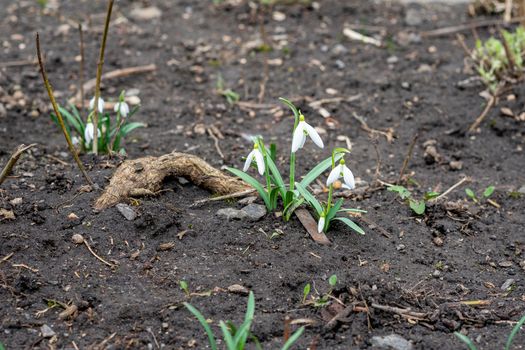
[179,280,190,297]
[306,274,338,307]
[302,283,311,304]
[216,74,240,105]
[465,185,495,203]
[454,313,525,350]
[387,185,438,215]
[183,291,304,350]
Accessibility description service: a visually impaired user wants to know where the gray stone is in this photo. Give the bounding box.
[130,6,162,21]
[241,204,267,221]
[518,186,525,194]
[217,208,247,221]
[238,196,257,205]
[116,203,137,221]
[40,324,56,338]
[501,279,515,291]
[371,334,414,350]
[405,8,423,26]
[387,56,399,64]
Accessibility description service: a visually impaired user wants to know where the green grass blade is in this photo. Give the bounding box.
[281,326,305,350]
[58,106,83,135]
[226,167,270,209]
[283,197,304,221]
[338,208,368,213]
[505,314,525,350]
[233,319,253,349]
[454,332,478,350]
[237,291,255,348]
[326,198,344,223]
[219,321,236,350]
[295,182,323,215]
[279,97,299,119]
[333,217,365,235]
[264,150,286,197]
[183,302,218,350]
[300,154,343,188]
[120,122,146,137]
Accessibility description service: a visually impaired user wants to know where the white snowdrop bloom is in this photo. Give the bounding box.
[291,114,324,153]
[114,101,130,117]
[84,123,101,144]
[72,136,80,146]
[326,158,355,190]
[243,143,265,176]
[318,213,326,233]
[89,96,105,113]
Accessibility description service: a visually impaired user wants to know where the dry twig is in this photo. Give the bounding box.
[351,112,394,142]
[0,144,36,186]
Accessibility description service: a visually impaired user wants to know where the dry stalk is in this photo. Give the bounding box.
[0,144,36,186]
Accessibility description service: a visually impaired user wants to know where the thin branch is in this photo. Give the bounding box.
[468,95,496,132]
[421,16,525,37]
[92,0,114,155]
[398,133,419,183]
[36,33,94,187]
[429,177,470,202]
[0,144,37,186]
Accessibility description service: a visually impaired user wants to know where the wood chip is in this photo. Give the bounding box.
[295,209,331,245]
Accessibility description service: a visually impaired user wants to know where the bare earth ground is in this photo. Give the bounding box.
[1,0,524,349]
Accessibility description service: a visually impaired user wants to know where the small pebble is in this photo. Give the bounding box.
[500,278,515,291]
[116,203,137,221]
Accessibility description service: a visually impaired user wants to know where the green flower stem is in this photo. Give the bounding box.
[289,152,295,192]
[325,184,333,216]
[265,159,271,193]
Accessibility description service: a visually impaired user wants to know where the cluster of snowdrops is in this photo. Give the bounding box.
[228,98,365,235]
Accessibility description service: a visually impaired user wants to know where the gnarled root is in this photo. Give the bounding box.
[94,152,249,210]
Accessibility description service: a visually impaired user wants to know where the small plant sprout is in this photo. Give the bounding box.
[179,280,190,297]
[302,283,311,304]
[387,184,439,215]
[296,148,365,235]
[454,313,525,350]
[465,185,495,203]
[183,291,305,350]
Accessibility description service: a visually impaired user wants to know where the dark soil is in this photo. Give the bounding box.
[1,0,525,349]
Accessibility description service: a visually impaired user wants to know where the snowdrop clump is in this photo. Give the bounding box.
[228,98,365,235]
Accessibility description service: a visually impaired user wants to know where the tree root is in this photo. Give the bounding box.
[94,152,249,210]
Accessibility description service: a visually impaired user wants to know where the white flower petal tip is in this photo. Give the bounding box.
[89,96,105,113]
[114,101,130,117]
[84,123,94,144]
[243,146,265,175]
[327,160,355,190]
[291,117,324,153]
[317,216,325,233]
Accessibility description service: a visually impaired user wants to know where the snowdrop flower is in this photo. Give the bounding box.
[114,101,130,117]
[89,96,105,113]
[84,122,101,144]
[243,143,265,176]
[291,114,324,153]
[326,158,355,190]
[318,213,326,233]
[72,136,80,147]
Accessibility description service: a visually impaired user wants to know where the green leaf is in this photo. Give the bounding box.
[269,143,277,162]
[454,332,478,350]
[281,326,305,350]
[328,274,337,287]
[424,191,440,201]
[338,208,368,214]
[295,182,323,215]
[264,149,286,197]
[465,188,477,201]
[326,198,344,223]
[120,122,146,137]
[387,185,411,200]
[483,185,495,198]
[226,167,270,209]
[279,97,300,119]
[284,190,296,208]
[269,188,280,211]
[333,217,365,235]
[283,197,304,221]
[238,291,255,348]
[505,314,525,350]
[219,321,235,349]
[302,283,311,303]
[183,303,218,350]
[300,154,343,188]
[58,106,83,135]
[409,199,426,215]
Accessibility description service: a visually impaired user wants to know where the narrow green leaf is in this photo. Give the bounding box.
[270,143,277,162]
[483,185,495,198]
[283,197,304,221]
[454,332,478,350]
[409,199,426,215]
[281,326,305,350]
[465,188,477,201]
[333,217,365,235]
[238,291,255,348]
[300,154,343,188]
[233,319,253,349]
[279,97,300,119]
[505,314,525,350]
[264,150,286,197]
[327,198,344,223]
[424,191,440,201]
[269,188,280,211]
[120,122,146,137]
[219,321,235,350]
[295,182,323,215]
[284,190,296,208]
[58,106,83,135]
[226,167,270,209]
[302,283,311,303]
[338,208,368,214]
[183,303,218,350]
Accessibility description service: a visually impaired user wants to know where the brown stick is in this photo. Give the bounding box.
[468,95,496,132]
[398,133,419,184]
[421,16,525,37]
[0,144,36,186]
[92,0,114,155]
[352,112,394,143]
[78,23,85,116]
[498,26,517,74]
[0,59,38,68]
[36,33,94,187]
[69,64,157,106]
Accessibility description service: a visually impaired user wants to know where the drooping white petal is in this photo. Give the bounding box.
[342,166,355,189]
[254,149,265,175]
[326,164,342,186]
[303,123,324,149]
[84,123,94,143]
[299,133,306,149]
[318,216,325,233]
[243,149,256,172]
[291,122,306,153]
[114,101,130,117]
[89,97,104,113]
